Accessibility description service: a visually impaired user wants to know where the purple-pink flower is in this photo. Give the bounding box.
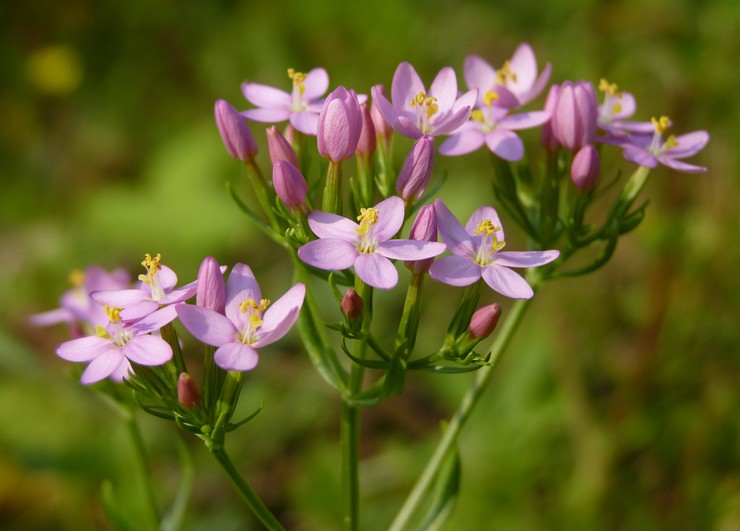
[549,81,598,152]
[297,196,446,289]
[176,264,305,372]
[429,200,559,299]
[242,67,329,135]
[214,99,258,162]
[596,79,653,139]
[317,86,363,163]
[56,305,176,384]
[371,62,477,139]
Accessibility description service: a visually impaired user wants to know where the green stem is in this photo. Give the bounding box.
[125,412,160,529]
[610,165,650,221]
[160,322,185,376]
[323,161,344,215]
[388,288,536,531]
[210,447,286,531]
[245,159,281,232]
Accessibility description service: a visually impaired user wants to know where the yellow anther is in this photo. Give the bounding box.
[490,236,506,253]
[599,78,621,97]
[68,268,85,287]
[141,253,162,274]
[473,219,501,236]
[495,61,517,86]
[612,103,623,115]
[258,298,270,311]
[410,91,427,107]
[288,68,306,95]
[425,97,438,119]
[249,312,264,329]
[95,325,111,339]
[471,109,485,123]
[357,207,379,225]
[240,298,258,313]
[104,305,122,324]
[663,135,679,150]
[483,90,499,107]
[651,116,671,133]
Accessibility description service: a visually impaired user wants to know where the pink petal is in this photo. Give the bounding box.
[377,240,446,260]
[499,111,551,131]
[176,305,236,347]
[485,130,524,161]
[254,283,306,347]
[465,205,505,241]
[392,62,425,113]
[110,359,132,382]
[241,82,291,108]
[225,264,262,325]
[395,115,425,138]
[452,89,478,114]
[302,68,330,101]
[664,130,709,158]
[354,253,398,289]
[428,67,458,112]
[429,255,482,286]
[494,250,559,268]
[124,335,172,366]
[439,128,486,156]
[430,106,474,137]
[482,264,534,299]
[131,305,179,334]
[508,43,537,94]
[160,280,198,305]
[464,54,496,97]
[519,62,551,105]
[214,342,259,371]
[308,211,359,241]
[298,239,358,271]
[157,266,178,292]
[611,92,636,120]
[92,289,147,307]
[80,349,125,384]
[623,147,658,168]
[658,157,707,173]
[433,199,476,257]
[57,336,111,362]
[242,108,291,123]
[290,111,321,135]
[119,301,159,322]
[372,85,404,131]
[30,308,73,327]
[372,195,405,242]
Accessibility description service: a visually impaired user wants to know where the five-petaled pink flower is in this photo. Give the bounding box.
[372,62,477,139]
[429,200,559,299]
[297,196,446,289]
[176,264,305,372]
[242,67,329,135]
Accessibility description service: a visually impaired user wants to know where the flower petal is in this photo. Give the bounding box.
[429,255,481,286]
[254,283,306,347]
[494,250,559,268]
[664,130,709,158]
[80,349,125,384]
[123,335,172,366]
[225,264,261,325]
[372,195,405,242]
[241,82,291,108]
[428,67,457,112]
[623,146,658,168]
[481,264,533,299]
[157,265,178,292]
[214,342,259,371]
[465,205,505,241]
[92,289,147,307]
[290,111,320,135]
[131,305,179,334]
[519,62,551,106]
[176,304,236,347]
[308,211,359,241]
[657,157,707,173]
[508,43,537,94]
[354,253,398,289]
[302,68,330,101]
[30,307,74,327]
[119,301,160,322]
[499,111,551,131]
[439,128,486,156]
[485,129,524,161]
[242,108,291,123]
[433,199,476,257]
[430,106,473,137]
[57,336,111,362]
[377,240,446,260]
[464,55,496,99]
[298,239,358,271]
[392,62,425,113]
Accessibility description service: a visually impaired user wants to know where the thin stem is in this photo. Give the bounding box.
[210,447,286,531]
[125,412,160,530]
[389,290,536,531]
[323,161,344,215]
[245,159,281,232]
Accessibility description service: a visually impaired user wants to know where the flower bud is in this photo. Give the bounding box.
[267,125,300,169]
[370,84,393,142]
[570,144,600,190]
[356,103,377,159]
[551,81,598,151]
[540,84,561,152]
[396,135,435,201]
[341,288,364,320]
[317,86,362,163]
[214,99,258,162]
[405,204,438,274]
[196,256,225,313]
[273,160,307,208]
[178,372,201,409]
[468,304,501,340]
[283,124,296,145]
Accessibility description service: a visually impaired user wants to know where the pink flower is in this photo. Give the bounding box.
[266,126,300,169]
[429,200,559,299]
[241,67,329,135]
[404,204,438,274]
[297,196,446,289]
[273,160,307,208]
[317,86,363,162]
[396,135,435,200]
[595,79,653,139]
[176,264,305,371]
[356,103,377,159]
[371,62,477,138]
[570,144,601,190]
[214,99,258,162]
[550,81,598,151]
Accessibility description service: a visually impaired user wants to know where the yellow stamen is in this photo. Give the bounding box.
[495,61,517,86]
[288,68,306,95]
[140,253,162,283]
[471,109,485,123]
[473,219,501,236]
[483,90,499,107]
[355,207,379,238]
[612,103,623,115]
[68,268,85,287]
[104,305,122,324]
[490,236,506,253]
[599,78,621,97]
[651,116,671,133]
[410,92,439,119]
[663,135,679,149]
[95,325,111,339]
[249,312,263,329]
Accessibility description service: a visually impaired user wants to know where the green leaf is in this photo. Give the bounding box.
[415,444,461,530]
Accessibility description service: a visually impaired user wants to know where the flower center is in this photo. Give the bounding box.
[99,305,131,347]
[288,68,308,111]
[649,115,680,155]
[495,61,517,86]
[239,298,270,344]
[355,207,380,253]
[138,252,165,301]
[472,220,506,265]
[410,91,439,134]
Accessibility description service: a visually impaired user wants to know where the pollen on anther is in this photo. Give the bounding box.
[473,219,501,236]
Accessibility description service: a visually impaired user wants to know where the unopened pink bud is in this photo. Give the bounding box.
[468,304,501,340]
[370,84,393,141]
[273,160,307,207]
[396,135,435,201]
[214,99,258,162]
[341,288,364,320]
[178,372,201,409]
[356,103,377,159]
[570,144,600,190]
[196,256,225,313]
[551,81,598,151]
[267,126,300,169]
[540,84,561,152]
[405,204,438,274]
[317,86,363,163]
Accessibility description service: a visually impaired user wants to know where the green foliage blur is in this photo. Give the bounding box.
[2,0,738,529]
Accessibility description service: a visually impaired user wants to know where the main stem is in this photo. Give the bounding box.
[388,291,536,531]
[125,413,160,529]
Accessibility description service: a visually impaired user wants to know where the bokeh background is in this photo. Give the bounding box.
[2,0,738,529]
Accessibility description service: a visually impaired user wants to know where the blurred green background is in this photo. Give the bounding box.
[2,0,738,529]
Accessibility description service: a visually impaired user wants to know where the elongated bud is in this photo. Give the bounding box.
[356,103,377,159]
[267,125,300,169]
[551,81,598,151]
[396,135,435,201]
[570,144,600,190]
[273,160,307,208]
[540,84,561,151]
[178,372,201,409]
[214,99,258,162]
[370,84,393,142]
[196,256,225,313]
[318,86,363,163]
[468,304,501,340]
[405,204,438,274]
[341,288,364,320]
